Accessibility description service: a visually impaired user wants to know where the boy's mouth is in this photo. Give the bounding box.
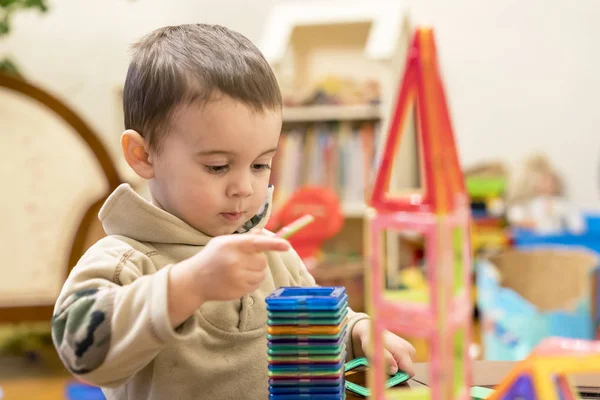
[220,212,246,222]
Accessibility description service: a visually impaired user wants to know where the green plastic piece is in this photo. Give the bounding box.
[466,177,506,198]
[268,304,348,319]
[268,343,345,355]
[471,386,494,399]
[344,356,369,372]
[344,357,410,397]
[345,381,369,397]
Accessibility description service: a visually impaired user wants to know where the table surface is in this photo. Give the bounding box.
[0,359,424,400]
[0,373,425,400]
[1,359,598,399]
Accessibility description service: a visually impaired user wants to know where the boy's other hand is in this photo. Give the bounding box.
[351,319,416,377]
[168,233,290,327]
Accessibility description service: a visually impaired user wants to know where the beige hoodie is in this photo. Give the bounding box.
[52,184,368,400]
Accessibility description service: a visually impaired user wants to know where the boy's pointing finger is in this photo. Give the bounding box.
[237,234,291,253]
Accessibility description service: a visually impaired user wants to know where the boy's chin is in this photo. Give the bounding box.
[200,223,241,237]
[190,214,256,237]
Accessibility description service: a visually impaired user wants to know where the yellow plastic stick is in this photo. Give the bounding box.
[275,214,315,239]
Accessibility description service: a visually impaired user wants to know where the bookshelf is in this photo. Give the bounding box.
[342,202,368,218]
[272,119,379,219]
[260,3,417,228]
[259,2,424,313]
[282,104,381,123]
[280,104,381,220]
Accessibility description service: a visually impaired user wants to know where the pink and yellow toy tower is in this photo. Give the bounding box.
[365,28,473,399]
[489,337,600,400]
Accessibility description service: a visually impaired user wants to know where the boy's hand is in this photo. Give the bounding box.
[168,233,290,327]
[352,319,416,377]
[194,233,290,301]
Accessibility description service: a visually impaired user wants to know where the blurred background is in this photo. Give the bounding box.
[1,0,599,398]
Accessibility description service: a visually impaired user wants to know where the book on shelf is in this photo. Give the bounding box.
[270,121,381,212]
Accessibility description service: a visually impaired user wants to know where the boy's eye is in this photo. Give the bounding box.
[205,165,229,174]
[252,164,271,171]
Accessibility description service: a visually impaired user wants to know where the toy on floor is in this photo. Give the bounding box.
[266,287,349,400]
[366,27,473,400]
[488,337,600,400]
[507,154,586,235]
[465,162,512,257]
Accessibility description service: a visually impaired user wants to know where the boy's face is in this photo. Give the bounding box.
[148,96,282,236]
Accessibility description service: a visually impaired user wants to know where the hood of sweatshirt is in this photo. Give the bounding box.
[98,183,273,246]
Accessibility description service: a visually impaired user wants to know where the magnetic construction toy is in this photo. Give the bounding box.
[265,26,600,400]
[364,27,473,400]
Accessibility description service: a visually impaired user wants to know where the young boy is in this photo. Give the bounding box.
[52,24,415,400]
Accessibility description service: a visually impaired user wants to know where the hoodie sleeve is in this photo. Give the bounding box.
[280,248,369,361]
[51,236,197,387]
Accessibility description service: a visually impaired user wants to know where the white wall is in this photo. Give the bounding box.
[406,0,600,210]
[1,0,278,178]
[3,0,599,209]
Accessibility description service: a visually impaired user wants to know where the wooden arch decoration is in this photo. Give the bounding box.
[0,72,122,323]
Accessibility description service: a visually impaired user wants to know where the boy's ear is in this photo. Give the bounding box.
[121,129,154,179]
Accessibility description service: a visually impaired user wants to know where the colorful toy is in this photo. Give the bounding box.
[465,164,512,257]
[266,287,349,400]
[365,27,473,400]
[344,357,410,397]
[507,154,586,235]
[266,186,344,260]
[470,387,494,400]
[361,25,600,400]
[488,337,600,400]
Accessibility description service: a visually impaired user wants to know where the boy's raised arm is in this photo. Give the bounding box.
[51,237,198,388]
[52,233,291,387]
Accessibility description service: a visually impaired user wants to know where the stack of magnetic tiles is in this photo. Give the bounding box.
[266,286,349,400]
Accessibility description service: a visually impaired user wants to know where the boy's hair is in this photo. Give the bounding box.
[123,24,282,152]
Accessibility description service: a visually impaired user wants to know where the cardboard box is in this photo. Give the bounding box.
[477,249,599,360]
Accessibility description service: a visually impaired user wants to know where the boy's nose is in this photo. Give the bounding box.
[227,176,254,198]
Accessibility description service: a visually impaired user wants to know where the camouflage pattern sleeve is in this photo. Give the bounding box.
[51,237,198,387]
[52,287,115,374]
